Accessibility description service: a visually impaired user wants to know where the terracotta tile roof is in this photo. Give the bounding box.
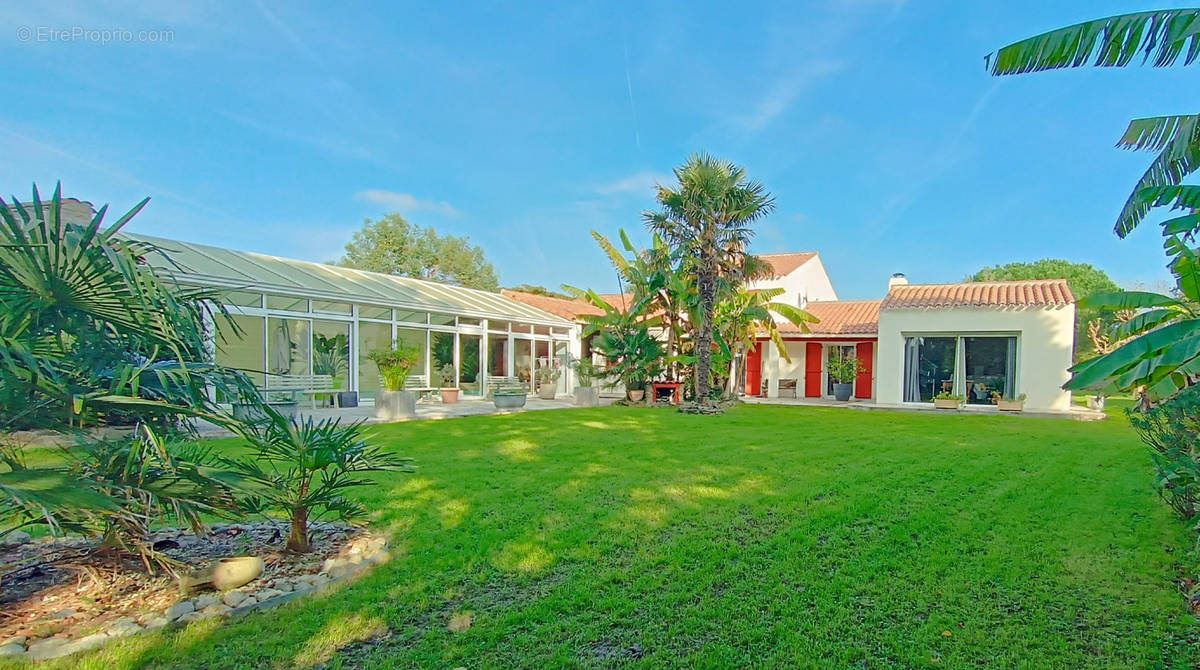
[500,290,603,320]
[597,293,635,311]
[880,279,1075,309]
[759,252,817,277]
[775,300,881,335]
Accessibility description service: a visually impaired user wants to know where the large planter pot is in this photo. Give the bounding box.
[494,392,527,409]
[1087,395,1106,411]
[538,384,557,400]
[628,389,645,402]
[997,399,1025,412]
[574,386,599,407]
[337,391,358,408]
[832,383,853,402]
[441,388,460,404]
[933,398,959,410]
[375,390,417,420]
[180,556,264,592]
[232,401,297,423]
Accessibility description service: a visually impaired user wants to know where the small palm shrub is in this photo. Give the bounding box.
[1,426,241,573]
[827,357,865,385]
[225,403,412,552]
[1128,386,1200,520]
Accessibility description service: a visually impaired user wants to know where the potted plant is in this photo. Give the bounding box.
[314,333,353,406]
[1087,393,1106,411]
[431,362,459,404]
[933,391,962,410]
[493,387,527,409]
[997,393,1027,412]
[536,363,561,400]
[368,345,420,420]
[572,358,602,407]
[826,356,865,401]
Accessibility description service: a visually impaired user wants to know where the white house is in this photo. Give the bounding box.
[750,262,1078,413]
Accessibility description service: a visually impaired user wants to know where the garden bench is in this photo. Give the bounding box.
[486,376,527,397]
[262,374,339,408]
[777,378,798,399]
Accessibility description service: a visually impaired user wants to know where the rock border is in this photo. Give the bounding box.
[0,534,389,662]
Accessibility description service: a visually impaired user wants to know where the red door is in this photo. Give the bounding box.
[745,341,763,396]
[804,342,822,397]
[855,342,874,399]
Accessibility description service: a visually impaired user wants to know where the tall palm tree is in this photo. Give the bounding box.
[644,153,774,406]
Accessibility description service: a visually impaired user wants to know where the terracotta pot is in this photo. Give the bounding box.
[628,389,645,402]
[441,388,460,404]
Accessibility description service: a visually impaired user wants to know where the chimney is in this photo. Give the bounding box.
[888,273,908,290]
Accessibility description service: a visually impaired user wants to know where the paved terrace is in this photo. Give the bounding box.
[742,396,1106,421]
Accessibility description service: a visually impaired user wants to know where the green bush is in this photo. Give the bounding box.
[1127,387,1200,521]
[368,345,421,391]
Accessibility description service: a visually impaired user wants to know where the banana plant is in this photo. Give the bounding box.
[988,9,1200,400]
[714,286,817,395]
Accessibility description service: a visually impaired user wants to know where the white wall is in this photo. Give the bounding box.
[875,306,1076,411]
[750,253,839,310]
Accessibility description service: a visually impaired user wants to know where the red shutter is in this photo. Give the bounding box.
[855,342,873,399]
[745,341,763,396]
[804,342,822,397]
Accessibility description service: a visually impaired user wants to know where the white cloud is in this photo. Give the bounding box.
[593,171,671,196]
[355,189,459,216]
[734,60,844,132]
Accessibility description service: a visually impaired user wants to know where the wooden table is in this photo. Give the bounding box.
[649,382,682,404]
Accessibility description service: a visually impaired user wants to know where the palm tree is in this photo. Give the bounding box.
[988,10,1200,400]
[644,153,774,406]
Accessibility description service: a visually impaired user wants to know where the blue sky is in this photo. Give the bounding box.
[2,1,1194,299]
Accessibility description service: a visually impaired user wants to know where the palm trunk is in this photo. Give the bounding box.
[287,507,310,553]
[695,268,716,405]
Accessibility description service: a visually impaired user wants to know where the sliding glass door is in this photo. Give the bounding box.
[903,335,1016,404]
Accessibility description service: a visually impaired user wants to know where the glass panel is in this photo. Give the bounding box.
[396,327,428,380]
[459,334,481,395]
[514,339,532,389]
[825,345,856,396]
[215,314,264,385]
[431,332,456,388]
[266,295,308,312]
[489,320,510,332]
[312,320,350,392]
[554,340,570,394]
[357,321,392,401]
[267,317,311,378]
[458,317,481,327]
[359,305,392,320]
[312,300,351,314]
[964,337,1014,405]
[903,337,956,402]
[533,325,551,336]
[221,290,262,308]
[430,313,455,326]
[534,340,551,393]
[488,335,508,377]
[395,310,427,324]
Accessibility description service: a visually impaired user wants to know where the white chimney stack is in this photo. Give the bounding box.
[888,273,908,290]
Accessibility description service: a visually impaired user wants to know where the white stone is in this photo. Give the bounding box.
[2,531,31,546]
[27,638,69,661]
[164,600,195,619]
[194,593,221,610]
[222,590,248,607]
[201,604,232,616]
[0,644,25,657]
[255,588,284,602]
[107,621,141,638]
[140,615,169,630]
[2,636,27,647]
[239,596,258,607]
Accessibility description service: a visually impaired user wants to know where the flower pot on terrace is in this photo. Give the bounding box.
[494,392,527,409]
[1087,395,1106,411]
[376,390,417,420]
[574,386,599,407]
[538,384,557,400]
[996,399,1025,412]
[441,388,460,404]
[933,398,959,410]
[628,389,645,402]
[832,383,853,402]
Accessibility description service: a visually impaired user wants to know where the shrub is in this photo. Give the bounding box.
[224,403,412,552]
[1127,386,1200,520]
[826,356,865,384]
[368,345,421,391]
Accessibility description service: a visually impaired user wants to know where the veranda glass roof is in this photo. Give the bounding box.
[127,234,571,327]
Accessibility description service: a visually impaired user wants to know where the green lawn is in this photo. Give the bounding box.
[30,405,1200,668]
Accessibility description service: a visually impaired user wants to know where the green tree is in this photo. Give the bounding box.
[339,213,500,291]
[644,154,774,407]
[987,9,1200,399]
[506,284,572,299]
[966,259,1119,358]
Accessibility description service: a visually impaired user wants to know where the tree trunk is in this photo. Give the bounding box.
[287,507,310,553]
[695,267,716,405]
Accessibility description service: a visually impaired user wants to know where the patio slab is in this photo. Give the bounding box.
[742,396,1105,421]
